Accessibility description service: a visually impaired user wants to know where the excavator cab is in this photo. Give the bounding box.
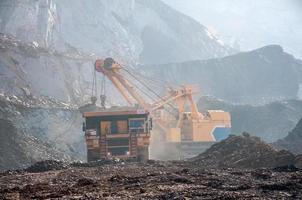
[103,57,115,69]
[95,58,122,73]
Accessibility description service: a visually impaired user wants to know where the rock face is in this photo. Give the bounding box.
[198,96,302,142]
[275,118,302,154]
[0,118,72,171]
[143,45,302,104]
[0,0,235,103]
[0,0,233,65]
[0,95,85,171]
[191,133,296,169]
[0,33,95,104]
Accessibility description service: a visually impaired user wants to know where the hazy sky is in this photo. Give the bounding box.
[163,0,302,58]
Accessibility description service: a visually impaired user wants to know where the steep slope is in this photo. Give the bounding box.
[275,118,302,154]
[0,33,95,103]
[0,94,85,171]
[198,96,302,142]
[0,0,233,65]
[142,45,302,104]
[0,118,71,171]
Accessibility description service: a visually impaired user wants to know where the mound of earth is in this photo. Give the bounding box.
[275,118,302,154]
[142,45,302,105]
[25,160,68,173]
[191,133,296,169]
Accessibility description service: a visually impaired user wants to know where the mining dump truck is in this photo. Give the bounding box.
[83,107,152,162]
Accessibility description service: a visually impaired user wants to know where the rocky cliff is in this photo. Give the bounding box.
[143,45,302,104]
[198,96,302,142]
[0,0,233,65]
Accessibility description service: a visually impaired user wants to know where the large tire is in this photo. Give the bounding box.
[87,149,100,162]
[137,147,149,162]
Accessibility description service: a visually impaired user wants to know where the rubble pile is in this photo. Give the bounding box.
[25,160,68,173]
[0,161,301,199]
[275,117,302,154]
[191,133,296,169]
[21,158,134,174]
[1,134,301,199]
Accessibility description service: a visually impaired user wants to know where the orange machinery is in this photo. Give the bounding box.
[83,108,152,161]
[93,58,231,144]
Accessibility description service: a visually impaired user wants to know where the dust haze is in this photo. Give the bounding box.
[0,0,302,199]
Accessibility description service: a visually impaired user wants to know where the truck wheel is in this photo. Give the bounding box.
[87,149,100,162]
[137,147,149,162]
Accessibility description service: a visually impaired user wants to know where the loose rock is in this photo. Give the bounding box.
[191,133,296,169]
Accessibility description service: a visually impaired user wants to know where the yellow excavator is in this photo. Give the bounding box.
[84,58,231,159]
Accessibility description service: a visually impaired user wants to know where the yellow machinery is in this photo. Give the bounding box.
[83,108,152,161]
[94,58,231,147]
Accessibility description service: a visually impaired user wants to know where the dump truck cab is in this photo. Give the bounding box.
[83,107,152,162]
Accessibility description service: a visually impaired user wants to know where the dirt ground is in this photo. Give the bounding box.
[0,161,301,200]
